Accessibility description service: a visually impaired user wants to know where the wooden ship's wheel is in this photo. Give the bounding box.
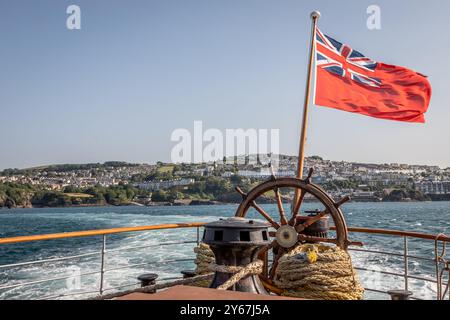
[234,168,356,294]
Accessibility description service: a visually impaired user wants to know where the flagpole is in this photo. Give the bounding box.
[292,11,320,216]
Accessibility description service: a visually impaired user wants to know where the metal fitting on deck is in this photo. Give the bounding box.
[181,270,196,279]
[137,273,158,292]
[387,289,413,300]
[203,217,270,294]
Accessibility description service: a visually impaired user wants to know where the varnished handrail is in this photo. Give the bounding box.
[333,226,450,242]
[0,222,207,245]
[0,223,448,245]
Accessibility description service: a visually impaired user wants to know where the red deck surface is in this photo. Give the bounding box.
[117,285,300,300]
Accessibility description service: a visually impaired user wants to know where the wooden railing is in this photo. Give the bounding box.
[0,222,206,245]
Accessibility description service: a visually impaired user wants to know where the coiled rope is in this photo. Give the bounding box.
[194,243,215,274]
[211,260,264,290]
[194,242,364,299]
[274,244,364,300]
[194,243,263,290]
[193,243,215,287]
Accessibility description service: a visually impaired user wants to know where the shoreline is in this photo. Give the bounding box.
[0,199,447,211]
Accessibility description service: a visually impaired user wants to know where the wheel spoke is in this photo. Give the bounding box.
[290,189,306,225]
[251,201,280,229]
[297,234,338,245]
[274,188,288,225]
[259,250,269,278]
[259,239,277,255]
[295,210,328,233]
[269,247,285,280]
[258,240,276,279]
[348,241,364,247]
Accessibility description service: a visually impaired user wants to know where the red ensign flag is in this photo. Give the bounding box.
[314,28,432,123]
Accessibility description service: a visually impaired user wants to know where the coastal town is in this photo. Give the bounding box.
[0,155,449,208]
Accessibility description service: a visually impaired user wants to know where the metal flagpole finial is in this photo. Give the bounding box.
[310,11,321,20]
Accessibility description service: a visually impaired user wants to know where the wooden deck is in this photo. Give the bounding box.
[117,285,300,300]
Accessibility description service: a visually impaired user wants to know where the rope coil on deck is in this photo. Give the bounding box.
[193,243,215,287]
[194,243,263,289]
[194,243,215,274]
[210,260,263,290]
[274,244,364,300]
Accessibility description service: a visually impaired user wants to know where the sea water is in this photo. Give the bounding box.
[0,202,449,300]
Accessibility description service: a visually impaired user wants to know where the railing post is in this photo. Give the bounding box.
[434,235,443,300]
[404,236,409,291]
[196,227,200,246]
[445,265,450,300]
[99,234,106,295]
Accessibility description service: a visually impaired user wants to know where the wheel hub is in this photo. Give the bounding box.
[276,225,298,248]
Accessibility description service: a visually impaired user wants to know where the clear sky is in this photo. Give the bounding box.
[0,0,449,169]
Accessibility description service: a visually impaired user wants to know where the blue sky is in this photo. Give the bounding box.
[0,0,449,169]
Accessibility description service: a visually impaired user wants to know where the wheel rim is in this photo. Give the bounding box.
[234,177,350,293]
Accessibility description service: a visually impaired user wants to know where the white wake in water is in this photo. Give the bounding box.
[0,205,447,300]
